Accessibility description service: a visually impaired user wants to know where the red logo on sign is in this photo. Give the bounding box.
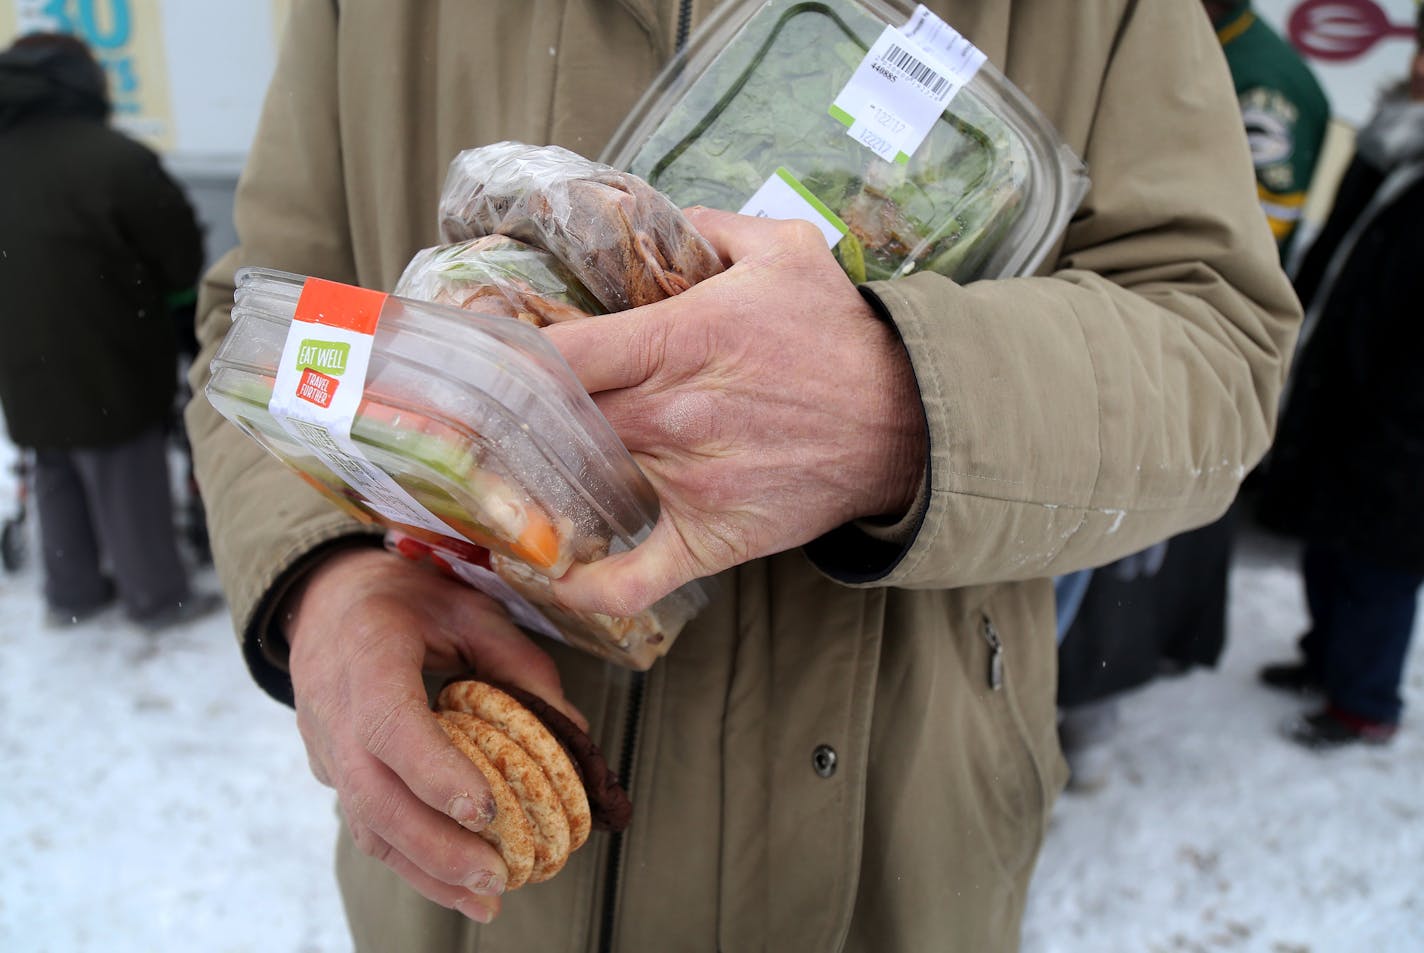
[1288,0,1417,62]
[296,367,340,408]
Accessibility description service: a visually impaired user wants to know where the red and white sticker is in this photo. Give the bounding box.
[268,278,459,540]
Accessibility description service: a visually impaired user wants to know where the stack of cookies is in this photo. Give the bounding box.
[435,679,631,889]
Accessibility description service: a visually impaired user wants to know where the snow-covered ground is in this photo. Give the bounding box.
[1,436,1420,953]
[1022,529,1424,953]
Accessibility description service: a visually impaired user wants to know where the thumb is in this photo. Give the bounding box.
[550,515,714,618]
[683,205,825,264]
[541,301,674,395]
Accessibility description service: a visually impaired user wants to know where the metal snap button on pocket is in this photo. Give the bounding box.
[812,744,838,778]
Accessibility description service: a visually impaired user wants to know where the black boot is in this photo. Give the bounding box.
[1258,661,1323,696]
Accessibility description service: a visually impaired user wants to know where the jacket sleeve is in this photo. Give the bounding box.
[808,0,1302,590]
[185,0,382,704]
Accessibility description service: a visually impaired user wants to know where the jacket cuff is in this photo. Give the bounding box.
[803,282,932,585]
[237,524,385,707]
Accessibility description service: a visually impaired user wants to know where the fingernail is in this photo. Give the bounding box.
[455,896,496,925]
[448,795,479,828]
[478,792,497,823]
[464,869,506,897]
[449,793,497,831]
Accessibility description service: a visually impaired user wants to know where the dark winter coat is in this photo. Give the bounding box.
[0,44,203,450]
[1258,106,1424,573]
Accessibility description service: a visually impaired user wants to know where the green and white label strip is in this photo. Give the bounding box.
[738,166,850,247]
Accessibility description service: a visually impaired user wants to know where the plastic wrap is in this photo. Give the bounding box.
[206,268,708,668]
[602,0,1090,283]
[394,235,604,328]
[437,141,725,311]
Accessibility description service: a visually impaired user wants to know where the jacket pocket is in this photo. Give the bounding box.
[969,599,1054,891]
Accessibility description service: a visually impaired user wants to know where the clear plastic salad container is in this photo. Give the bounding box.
[206,266,708,668]
[602,0,1090,283]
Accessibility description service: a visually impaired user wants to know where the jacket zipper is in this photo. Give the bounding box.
[675,0,694,54]
[597,668,647,953]
[598,9,688,949]
[982,616,1004,691]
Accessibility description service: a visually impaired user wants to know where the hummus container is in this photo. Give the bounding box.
[603,0,1089,283]
[206,267,707,668]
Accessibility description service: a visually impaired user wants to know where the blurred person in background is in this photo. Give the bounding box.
[1206,0,1331,259]
[1255,7,1424,749]
[0,32,220,630]
[1055,0,1329,791]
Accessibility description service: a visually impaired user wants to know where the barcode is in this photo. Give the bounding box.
[883,43,951,98]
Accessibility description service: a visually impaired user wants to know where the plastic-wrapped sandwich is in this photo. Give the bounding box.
[205,267,708,668]
[602,0,1090,284]
[437,140,725,311]
[394,234,604,328]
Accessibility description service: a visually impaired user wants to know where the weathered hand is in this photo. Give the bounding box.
[544,206,927,617]
[283,546,584,922]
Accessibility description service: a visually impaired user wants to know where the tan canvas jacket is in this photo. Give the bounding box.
[186,1,1301,950]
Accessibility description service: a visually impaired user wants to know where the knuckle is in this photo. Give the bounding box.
[341,767,405,832]
[434,848,479,886]
[307,754,333,788]
[781,217,825,250]
[647,390,720,446]
[347,821,394,865]
[355,694,428,760]
[764,219,840,283]
[633,318,672,382]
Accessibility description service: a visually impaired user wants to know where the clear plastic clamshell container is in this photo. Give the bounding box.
[603,0,1090,283]
[206,267,708,669]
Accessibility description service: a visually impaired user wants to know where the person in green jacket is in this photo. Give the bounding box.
[1208,0,1331,260]
[0,33,220,630]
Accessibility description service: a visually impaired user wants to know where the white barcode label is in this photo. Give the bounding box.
[903,5,988,80]
[882,41,955,98]
[829,21,984,164]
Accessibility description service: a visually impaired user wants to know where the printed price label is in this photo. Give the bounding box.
[829,15,985,164]
[739,166,849,247]
[268,278,461,541]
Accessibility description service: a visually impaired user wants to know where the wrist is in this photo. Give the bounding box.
[861,303,928,519]
[279,542,390,651]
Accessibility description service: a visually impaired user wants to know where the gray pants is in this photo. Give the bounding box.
[34,424,190,621]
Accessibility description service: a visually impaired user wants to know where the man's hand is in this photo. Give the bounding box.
[545,207,927,617]
[283,546,583,923]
